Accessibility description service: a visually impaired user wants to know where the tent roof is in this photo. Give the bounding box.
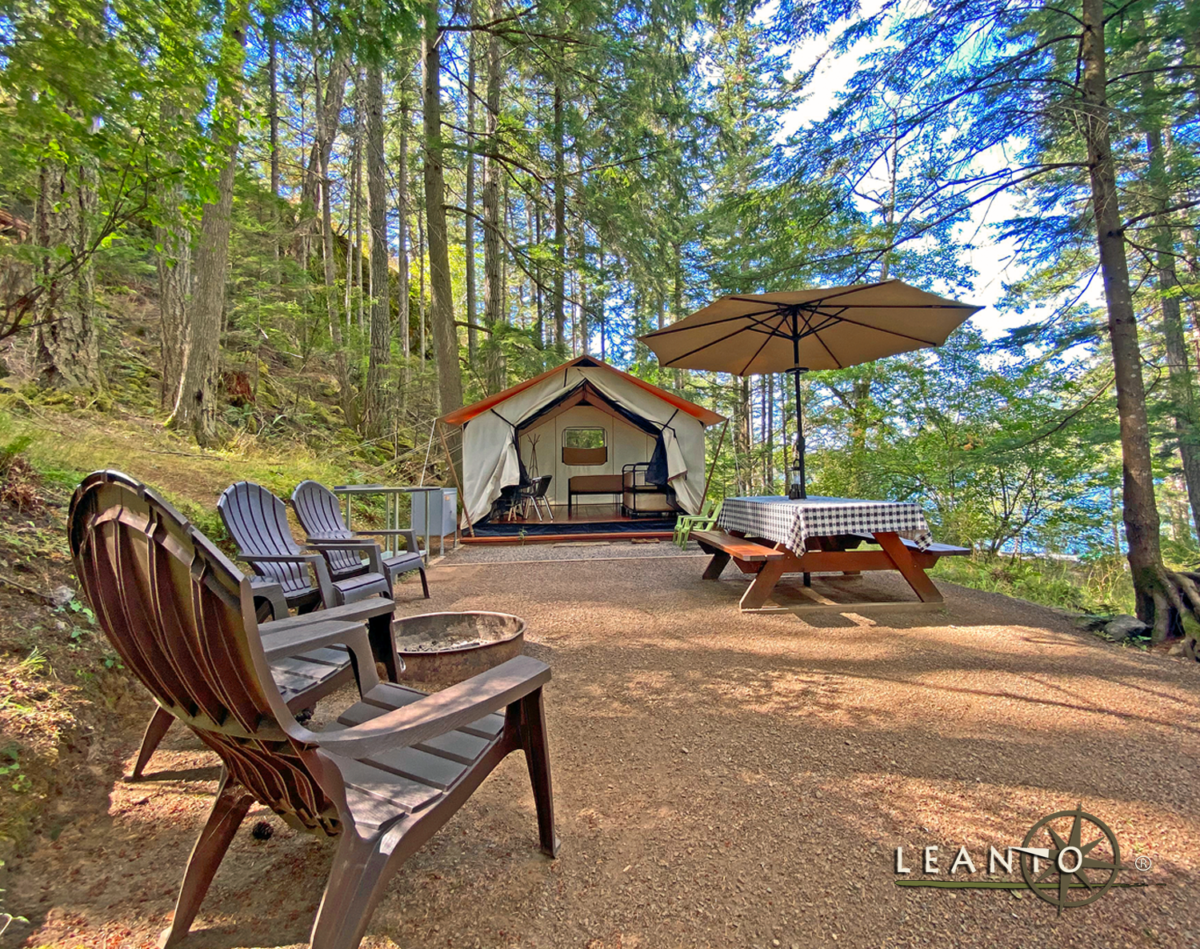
[439,355,726,427]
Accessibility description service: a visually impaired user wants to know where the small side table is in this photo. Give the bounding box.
[333,485,447,564]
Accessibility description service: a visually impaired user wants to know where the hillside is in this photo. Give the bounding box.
[0,298,431,892]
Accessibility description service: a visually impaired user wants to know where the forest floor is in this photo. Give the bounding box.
[5,543,1199,949]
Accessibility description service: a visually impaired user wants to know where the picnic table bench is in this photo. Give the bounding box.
[845,532,971,558]
[694,526,968,613]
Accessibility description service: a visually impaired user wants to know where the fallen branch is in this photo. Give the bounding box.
[0,574,56,604]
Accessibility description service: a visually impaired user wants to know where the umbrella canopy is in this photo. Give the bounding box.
[639,280,981,375]
[639,280,981,498]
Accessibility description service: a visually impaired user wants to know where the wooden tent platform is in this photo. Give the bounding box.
[462,503,676,545]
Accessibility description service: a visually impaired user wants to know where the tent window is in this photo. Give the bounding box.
[562,427,607,466]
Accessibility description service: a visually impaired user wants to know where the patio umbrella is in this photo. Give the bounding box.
[639,279,981,497]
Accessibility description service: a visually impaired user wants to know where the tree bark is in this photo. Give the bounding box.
[533,204,544,348]
[482,0,504,389]
[33,159,100,390]
[552,80,566,350]
[268,29,280,200]
[1132,9,1200,540]
[737,375,751,495]
[398,76,412,402]
[321,122,355,428]
[352,71,365,332]
[578,271,589,356]
[312,31,355,428]
[155,99,191,408]
[766,372,775,491]
[464,9,478,362]
[166,0,248,442]
[297,47,349,263]
[362,57,390,438]
[418,198,426,365]
[422,5,463,482]
[597,245,605,361]
[266,24,282,284]
[1081,0,1172,637]
[300,58,350,216]
[672,239,684,390]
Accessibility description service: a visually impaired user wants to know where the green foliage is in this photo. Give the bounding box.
[933,553,1135,617]
[807,328,1116,557]
[0,436,34,479]
[0,0,225,334]
[0,746,32,794]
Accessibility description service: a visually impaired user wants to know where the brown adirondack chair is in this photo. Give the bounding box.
[292,479,430,598]
[128,591,398,779]
[129,481,398,780]
[219,481,392,608]
[69,471,558,949]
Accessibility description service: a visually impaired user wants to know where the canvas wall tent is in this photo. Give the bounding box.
[440,356,726,526]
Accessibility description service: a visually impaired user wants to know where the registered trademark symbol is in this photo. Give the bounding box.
[1134,855,1152,872]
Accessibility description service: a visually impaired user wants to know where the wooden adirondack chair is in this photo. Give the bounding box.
[292,480,430,599]
[219,481,392,609]
[69,471,558,949]
[674,498,722,549]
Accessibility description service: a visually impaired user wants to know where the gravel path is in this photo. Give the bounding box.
[9,556,1200,948]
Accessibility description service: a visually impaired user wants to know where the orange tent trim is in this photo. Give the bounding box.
[438,355,726,428]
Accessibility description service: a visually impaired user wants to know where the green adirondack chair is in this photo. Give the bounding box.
[674,498,723,549]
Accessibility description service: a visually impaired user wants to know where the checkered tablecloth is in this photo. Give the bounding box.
[715,496,933,556]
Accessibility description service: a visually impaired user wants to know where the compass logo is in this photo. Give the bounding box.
[893,804,1132,913]
[1013,805,1122,911]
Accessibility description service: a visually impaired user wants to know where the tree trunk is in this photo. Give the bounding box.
[418,200,426,366]
[672,239,684,390]
[33,159,100,390]
[267,25,280,279]
[422,7,461,414]
[1081,0,1172,638]
[268,30,280,200]
[766,373,774,491]
[847,369,873,497]
[155,99,191,408]
[321,160,355,427]
[737,375,751,495]
[362,57,390,439]
[298,47,349,261]
[300,58,350,216]
[352,71,365,332]
[578,270,589,356]
[398,77,411,404]
[464,10,479,362]
[315,41,355,429]
[482,0,504,390]
[533,204,544,348]
[1133,9,1200,539]
[597,245,605,361]
[552,80,566,350]
[166,0,247,442]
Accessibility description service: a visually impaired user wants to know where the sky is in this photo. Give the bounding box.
[776,3,1096,343]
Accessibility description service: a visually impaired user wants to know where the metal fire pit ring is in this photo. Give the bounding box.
[393,611,526,691]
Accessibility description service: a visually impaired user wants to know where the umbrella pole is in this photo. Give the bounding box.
[791,367,806,499]
[789,316,807,499]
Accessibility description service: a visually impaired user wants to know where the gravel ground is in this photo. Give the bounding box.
[436,537,706,564]
[8,553,1200,949]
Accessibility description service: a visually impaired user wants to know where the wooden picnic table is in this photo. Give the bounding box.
[698,495,968,612]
